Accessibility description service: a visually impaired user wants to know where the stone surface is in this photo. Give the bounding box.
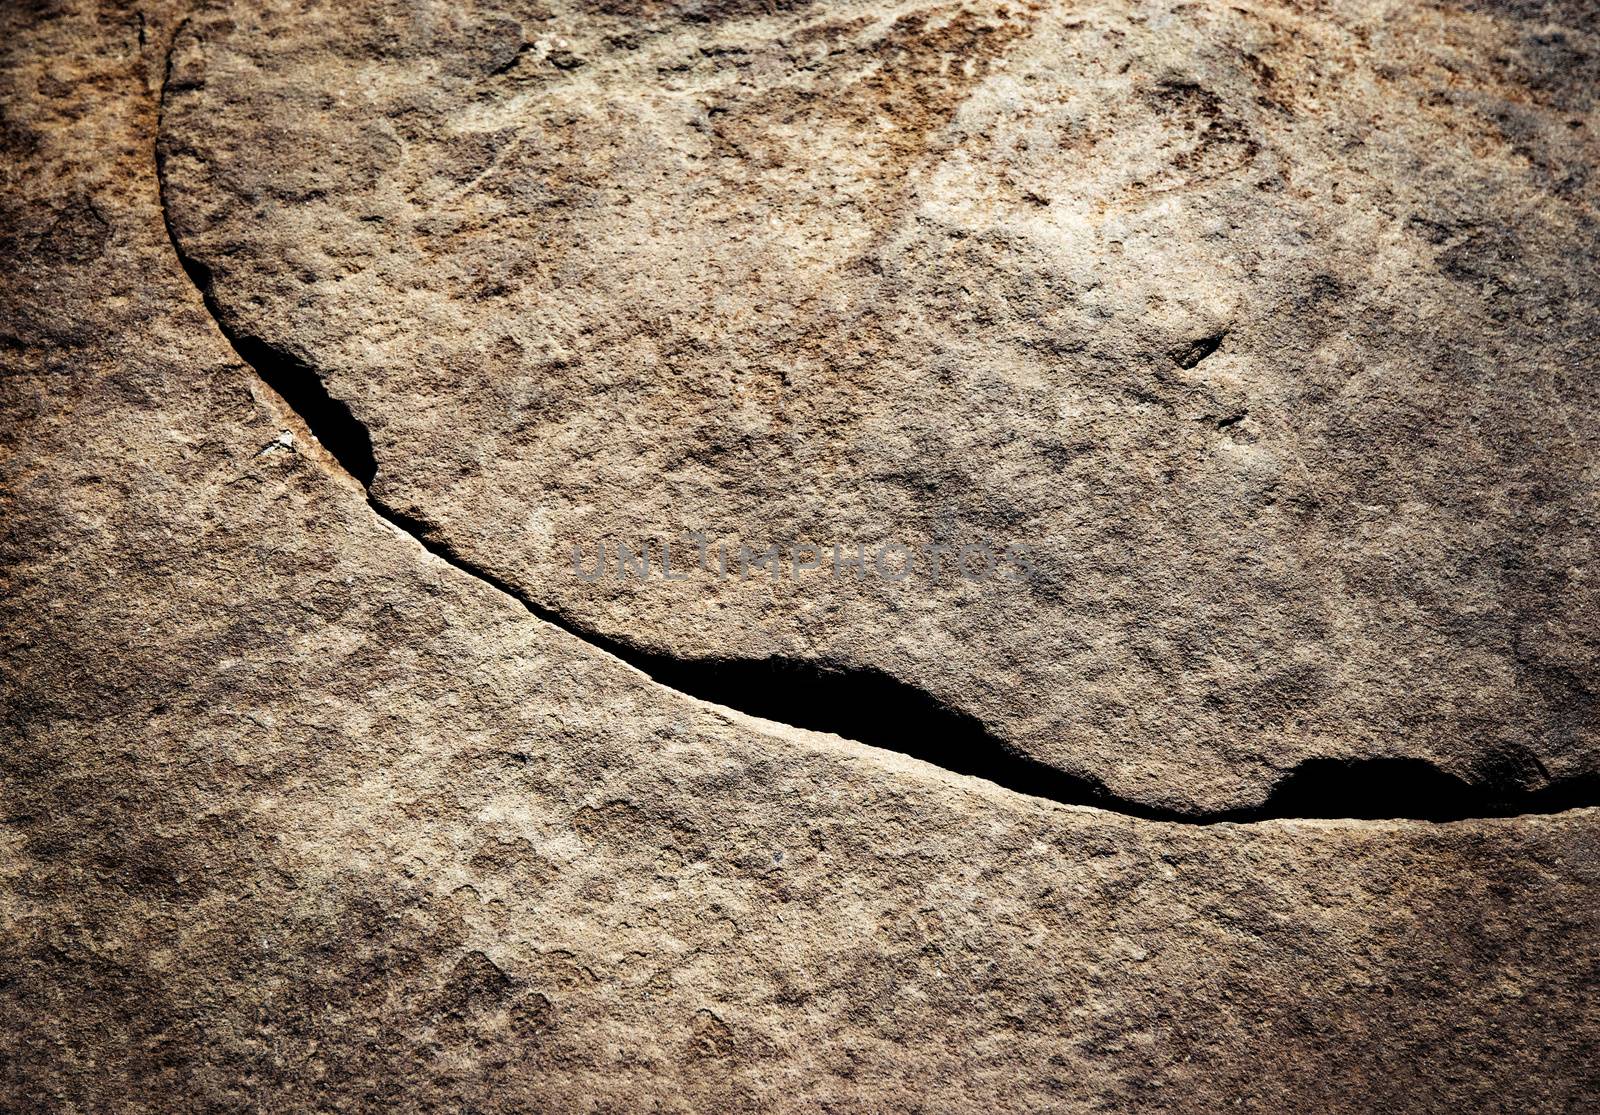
[2,1,1599,1112]
[157,0,1600,813]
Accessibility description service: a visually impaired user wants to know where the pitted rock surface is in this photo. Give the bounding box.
[158,0,1600,812]
[3,2,1600,1111]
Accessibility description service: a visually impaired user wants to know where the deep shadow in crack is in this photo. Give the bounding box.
[1240,758,1599,823]
[234,329,377,487]
[562,631,1600,821]
[169,254,378,486]
[496,618,1600,821]
[156,59,377,488]
[300,501,1600,823]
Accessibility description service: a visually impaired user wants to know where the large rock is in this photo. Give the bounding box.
[158,0,1600,813]
[1,2,1597,1111]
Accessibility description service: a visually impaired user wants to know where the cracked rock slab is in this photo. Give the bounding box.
[2,1,1600,1112]
[158,0,1600,814]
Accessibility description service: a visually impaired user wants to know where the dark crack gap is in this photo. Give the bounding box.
[172,253,379,487]
[155,36,1599,824]
[375,505,1600,823]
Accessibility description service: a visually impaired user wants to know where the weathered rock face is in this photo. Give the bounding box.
[158,0,1600,813]
[2,1,1599,1112]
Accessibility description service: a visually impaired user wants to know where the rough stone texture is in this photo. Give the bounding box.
[2,2,1599,1112]
[157,0,1600,813]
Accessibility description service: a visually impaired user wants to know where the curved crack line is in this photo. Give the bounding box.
[154,31,1599,825]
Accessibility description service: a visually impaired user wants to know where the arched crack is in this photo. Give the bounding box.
[154,31,1598,824]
